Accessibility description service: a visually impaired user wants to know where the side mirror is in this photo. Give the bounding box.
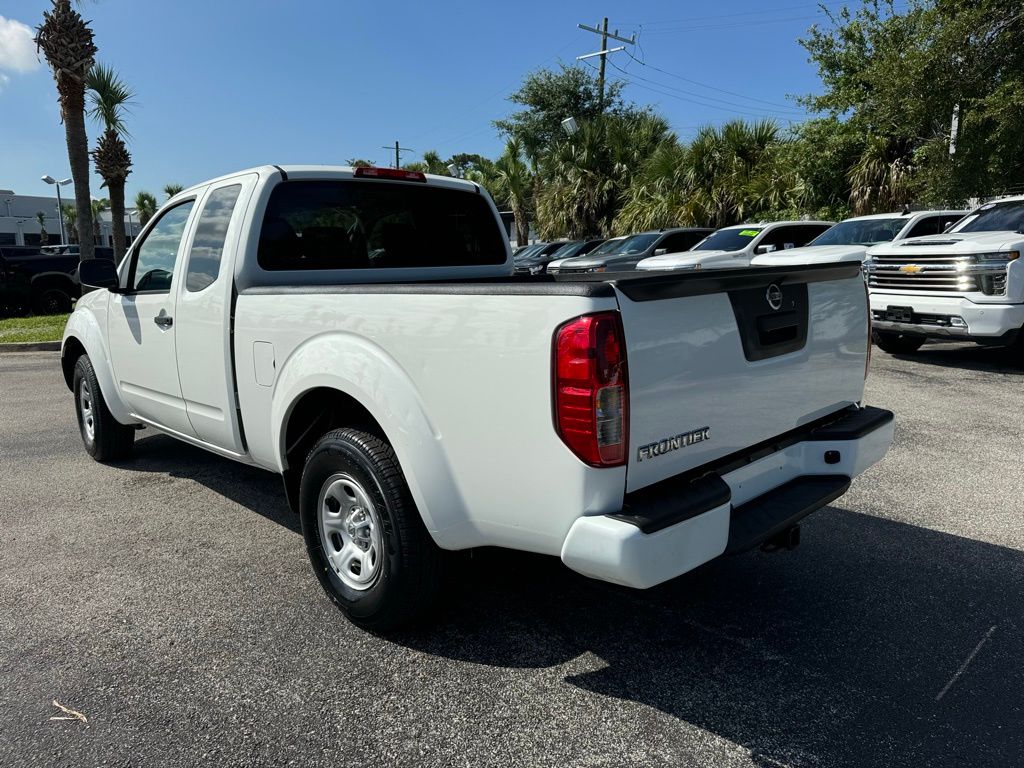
[78,258,122,292]
[653,248,668,256]
[755,245,776,255]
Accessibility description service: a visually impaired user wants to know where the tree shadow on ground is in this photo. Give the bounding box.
[118,433,1023,767]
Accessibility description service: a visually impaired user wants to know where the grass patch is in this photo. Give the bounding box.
[0,313,70,344]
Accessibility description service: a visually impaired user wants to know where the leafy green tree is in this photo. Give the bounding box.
[91,198,109,244]
[495,65,625,156]
[36,212,49,246]
[35,0,97,261]
[492,138,532,246]
[134,191,157,226]
[800,0,1024,207]
[87,63,135,260]
[536,111,671,238]
[346,158,374,168]
[163,183,184,199]
[61,203,78,243]
[616,119,803,231]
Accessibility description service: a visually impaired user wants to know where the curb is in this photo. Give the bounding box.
[0,341,61,353]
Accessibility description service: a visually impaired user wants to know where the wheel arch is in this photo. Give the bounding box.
[61,308,133,423]
[269,334,475,549]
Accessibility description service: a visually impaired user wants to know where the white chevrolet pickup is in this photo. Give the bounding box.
[62,165,893,630]
[865,197,1024,354]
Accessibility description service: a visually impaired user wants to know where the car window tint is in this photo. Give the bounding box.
[257,180,506,270]
[186,185,242,292]
[131,201,195,292]
[906,217,943,238]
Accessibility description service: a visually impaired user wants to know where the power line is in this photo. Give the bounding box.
[610,55,805,115]
[622,49,803,113]
[604,57,804,120]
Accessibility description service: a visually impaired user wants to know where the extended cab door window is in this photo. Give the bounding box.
[185,185,243,292]
[129,202,195,292]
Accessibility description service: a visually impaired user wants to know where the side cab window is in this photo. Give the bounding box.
[906,216,943,238]
[127,201,196,292]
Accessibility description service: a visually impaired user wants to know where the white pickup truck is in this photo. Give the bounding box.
[865,197,1024,354]
[62,165,893,630]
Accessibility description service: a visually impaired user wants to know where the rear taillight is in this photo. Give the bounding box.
[553,312,629,467]
[353,167,427,182]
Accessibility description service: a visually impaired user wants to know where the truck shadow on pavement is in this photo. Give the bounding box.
[398,514,1024,768]
[126,433,300,534]
[124,433,1022,767]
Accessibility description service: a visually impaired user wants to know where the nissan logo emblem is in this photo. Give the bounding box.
[766,283,783,310]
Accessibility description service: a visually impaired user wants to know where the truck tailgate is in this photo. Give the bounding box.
[613,263,868,493]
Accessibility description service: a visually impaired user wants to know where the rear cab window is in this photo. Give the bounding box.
[257,180,507,271]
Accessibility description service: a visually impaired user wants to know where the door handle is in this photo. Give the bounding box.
[154,314,173,328]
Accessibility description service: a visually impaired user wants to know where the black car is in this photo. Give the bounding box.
[514,240,602,275]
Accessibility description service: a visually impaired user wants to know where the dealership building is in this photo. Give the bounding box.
[0,189,141,247]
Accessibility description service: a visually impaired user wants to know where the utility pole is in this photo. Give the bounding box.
[382,140,414,169]
[577,19,634,111]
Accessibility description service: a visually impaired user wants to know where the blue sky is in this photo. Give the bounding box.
[1,0,856,202]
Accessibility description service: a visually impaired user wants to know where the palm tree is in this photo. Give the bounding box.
[134,191,157,226]
[91,198,109,245]
[61,203,78,243]
[163,183,184,199]
[36,212,50,246]
[493,139,532,246]
[87,64,134,261]
[35,0,98,262]
[848,136,916,215]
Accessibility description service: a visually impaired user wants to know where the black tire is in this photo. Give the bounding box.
[299,428,443,631]
[73,355,135,461]
[872,329,925,354]
[34,288,73,315]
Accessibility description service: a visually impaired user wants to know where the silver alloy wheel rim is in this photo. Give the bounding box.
[79,380,95,442]
[318,473,383,591]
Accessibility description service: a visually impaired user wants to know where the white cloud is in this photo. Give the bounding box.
[0,16,40,77]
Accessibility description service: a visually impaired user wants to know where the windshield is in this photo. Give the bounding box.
[694,228,761,252]
[513,244,544,262]
[618,233,661,255]
[549,241,585,260]
[811,218,905,246]
[588,238,623,256]
[952,201,1024,234]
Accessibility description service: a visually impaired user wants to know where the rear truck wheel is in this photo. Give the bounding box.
[73,355,135,461]
[872,329,925,354]
[34,288,73,315]
[299,428,442,631]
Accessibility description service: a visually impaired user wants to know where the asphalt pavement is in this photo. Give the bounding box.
[1,343,1022,767]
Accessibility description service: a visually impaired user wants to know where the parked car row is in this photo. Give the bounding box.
[518,198,1024,357]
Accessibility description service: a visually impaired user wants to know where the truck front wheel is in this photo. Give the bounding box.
[73,355,135,461]
[299,428,442,631]
[872,330,925,355]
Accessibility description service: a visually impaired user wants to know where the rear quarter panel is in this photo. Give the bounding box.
[234,290,625,554]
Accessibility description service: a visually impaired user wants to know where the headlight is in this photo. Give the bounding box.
[590,266,606,273]
[974,251,1019,261]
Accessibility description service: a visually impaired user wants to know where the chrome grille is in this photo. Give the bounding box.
[864,250,1017,294]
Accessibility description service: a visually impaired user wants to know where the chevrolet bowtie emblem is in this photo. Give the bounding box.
[900,264,924,274]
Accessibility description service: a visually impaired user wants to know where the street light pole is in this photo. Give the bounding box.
[42,175,72,244]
